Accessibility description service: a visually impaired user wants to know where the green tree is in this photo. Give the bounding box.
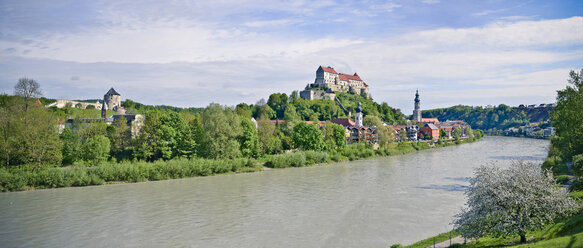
[21,107,63,169]
[453,127,462,141]
[292,122,324,151]
[551,69,583,160]
[82,135,110,165]
[0,99,24,169]
[439,129,446,139]
[240,118,261,158]
[61,127,81,165]
[257,119,282,154]
[399,129,407,142]
[465,126,474,139]
[201,103,242,159]
[107,116,131,160]
[322,121,347,150]
[363,115,394,146]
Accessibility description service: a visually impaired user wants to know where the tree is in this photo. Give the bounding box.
[551,69,583,160]
[108,116,131,160]
[14,78,42,112]
[240,118,261,158]
[82,135,110,165]
[465,126,474,139]
[454,161,577,243]
[257,119,282,154]
[572,153,583,177]
[399,129,407,142]
[439,129,446,139]
[61,127,81,165]
[201,103,242,159]
[0,99,24,169]
[453,127,462,141]
[363,115,394,145]
[292,122,324,151]
[21,107,62,169]
[322,121,346,150]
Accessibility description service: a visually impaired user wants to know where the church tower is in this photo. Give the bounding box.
[412,90,421,122]
[355,102,363,127]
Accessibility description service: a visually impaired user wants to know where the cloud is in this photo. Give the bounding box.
[421,0,440,4]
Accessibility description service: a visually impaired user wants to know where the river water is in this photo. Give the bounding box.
[0,136,549,248]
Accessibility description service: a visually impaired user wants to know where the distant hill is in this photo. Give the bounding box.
[421,104,553,130]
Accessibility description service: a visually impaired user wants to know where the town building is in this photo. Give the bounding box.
[47,99,102,109]
[420,123,440,142]
[300,66,369,100]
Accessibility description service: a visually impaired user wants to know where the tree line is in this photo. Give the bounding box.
[0,79,409,169]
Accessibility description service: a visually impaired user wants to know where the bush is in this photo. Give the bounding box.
[570,178,583,191]
[572,154,583,177]
[555,175,570,185]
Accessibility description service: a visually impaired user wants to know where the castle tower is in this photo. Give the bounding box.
[104,87,121,111]
[355,102,363,127]
[412,90,421,122]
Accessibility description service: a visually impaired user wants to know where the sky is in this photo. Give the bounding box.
[1,0,582,114]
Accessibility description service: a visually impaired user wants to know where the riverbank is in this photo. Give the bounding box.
[0,137,482,192]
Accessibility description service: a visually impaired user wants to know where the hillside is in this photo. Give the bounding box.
[421,104,553,130]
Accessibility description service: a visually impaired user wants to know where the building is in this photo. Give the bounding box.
[106,114,146,138]
[301,66,369,100]
[354,102,363,127]
[420,118,439,124]
[391,125,419,141]
[420,123,440,142]
[412,90,421,122]
[104,87,123,112]
[299,89,336,101]
[47,99,102,109]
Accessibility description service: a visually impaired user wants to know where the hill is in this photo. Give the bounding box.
[421,104,553,130]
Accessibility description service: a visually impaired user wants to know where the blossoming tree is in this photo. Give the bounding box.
[454,161,577,243]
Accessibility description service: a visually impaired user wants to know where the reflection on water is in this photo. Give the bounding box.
[0,137,549,248]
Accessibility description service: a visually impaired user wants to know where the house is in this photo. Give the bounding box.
[106,114,146,138]
[420,123,440,142]
[391,125,419,141]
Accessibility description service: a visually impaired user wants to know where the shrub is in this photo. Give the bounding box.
[572,154,583,177]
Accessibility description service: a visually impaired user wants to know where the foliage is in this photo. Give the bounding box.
[551,69,583,160]
[453,127,462,141]
[572,154,583,177]
[257,119,283,154]
[82,135,110,165]
[292,122,325,151]
[321,121,347,150]
[240,118,261,158]
[200,103,242,159]
[363,115,395,146]
[454,161,577,243]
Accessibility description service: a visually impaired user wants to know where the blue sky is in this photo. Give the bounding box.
[1,0,582,114]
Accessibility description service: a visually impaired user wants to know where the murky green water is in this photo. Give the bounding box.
[0,136,549,247]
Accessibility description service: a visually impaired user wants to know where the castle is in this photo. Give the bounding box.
[300,66,370,100]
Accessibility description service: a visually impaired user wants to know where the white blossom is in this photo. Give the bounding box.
[453,161,578,242]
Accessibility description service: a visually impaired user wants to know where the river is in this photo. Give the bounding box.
[0,136,549,248]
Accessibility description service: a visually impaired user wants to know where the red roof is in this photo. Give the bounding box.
[319,66,338,74]
[338,73,363,82]
[421,118,439,123]
[391,125,407,131]
[331,118,355,127]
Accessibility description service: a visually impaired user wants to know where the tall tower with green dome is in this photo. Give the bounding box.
[412,90,421,122]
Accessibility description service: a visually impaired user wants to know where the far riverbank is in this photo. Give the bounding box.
[0,137,482,192]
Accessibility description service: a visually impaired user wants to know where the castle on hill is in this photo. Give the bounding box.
[300,66,370,100]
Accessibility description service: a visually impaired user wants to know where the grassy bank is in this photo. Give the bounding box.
[0,137,481,192]
[0,158,261,192]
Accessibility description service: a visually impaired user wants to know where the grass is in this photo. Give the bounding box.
[402,230,460,248]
